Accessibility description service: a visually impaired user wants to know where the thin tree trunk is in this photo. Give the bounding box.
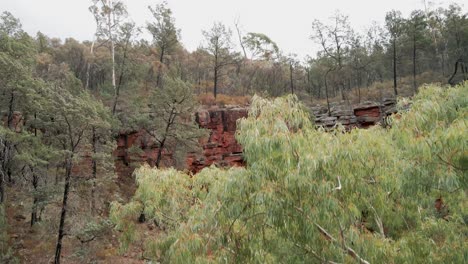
[324,68,332,116]
[30,171,39,227]
[0,169,4,204]
[393,38,398,96]
[289,62,294,95]
[214,66,218,99]
[448,59,462,85]
[54,157,73,264]
[108,0,116,95]
[7,90,15,129]
[155,107,175,168]
[31,114,40,226]
[91,127,97,214]
[156,48,165,88]
[112,35,130,115]
[234,20,247,59]
[358,85,361,104]
[155,139,165,169]
[413,33,417,94]
[1,142,10,192]
[85,40,95,90]
[111,41,116,93]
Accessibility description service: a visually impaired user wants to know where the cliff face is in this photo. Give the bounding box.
[114,107,248,177]
[114,99,396,177]
[312,98,396,129]
[187,108,248,173]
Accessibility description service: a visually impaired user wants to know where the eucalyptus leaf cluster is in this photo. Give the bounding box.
[112,83,467,263]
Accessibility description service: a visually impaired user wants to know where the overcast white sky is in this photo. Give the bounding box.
[1,0,466,59]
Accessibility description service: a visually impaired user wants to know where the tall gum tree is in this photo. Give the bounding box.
[89,0,128,94]
[202,22,235,99]
[311,11,353,103]
[137,77,206,169]
[385,10,405,96]
[147,1,180,89]
[44,70,112,264]
[0,12,37,203]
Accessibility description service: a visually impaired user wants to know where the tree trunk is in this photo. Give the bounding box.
[156,48,165,88]
[289,62,294,95]
[108,0,116,96]
[85,41,95,90]
[324,69,332,116]
[393,38,398,96]
[54,157,73,264]
[1,141,12,186]
[111,40,116,93]
[30,172,39,227]
[112,34,131,115]
[155,139,165,169]
[155,107,175,168]
[91,127,97,214]
[7,90,15,129]
[413,33,417,94]
[358,85,361,104]
[214,67,218,99]
[448,59,462,85]
[234,21,247,59]
[0,171,4,204]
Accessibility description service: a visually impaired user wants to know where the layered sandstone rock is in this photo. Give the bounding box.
[187,107,247,173]
[114,99,397,177]
[114,107,248,177]
[313,98,396,129]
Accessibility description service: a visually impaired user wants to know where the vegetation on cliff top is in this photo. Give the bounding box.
[111,83,467,263]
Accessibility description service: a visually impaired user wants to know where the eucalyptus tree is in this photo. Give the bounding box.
[349,34,372,102]
[365,22,387,85]
[405,10,429,93]
[89,0,128,93]
[243,32,279,61]
[311,11,353,101]
[0,12,37,203]
[112,21,139,115]
[385,10,405,96]
[137,77,206,168]
[287,53,299,95]
[0,11,22,36]
[43,70,113,264]
[202,22,235,98]
[240,32,280,93]
[147,1,180,88]
[443,4,468,84]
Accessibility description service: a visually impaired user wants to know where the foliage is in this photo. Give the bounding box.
[243,32,280,61]
[136,77,207,168]
[147,1,180,59]
[112,83,467,263]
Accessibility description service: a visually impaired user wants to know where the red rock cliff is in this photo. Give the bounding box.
[114,99,397,177]
[114,107,248,177]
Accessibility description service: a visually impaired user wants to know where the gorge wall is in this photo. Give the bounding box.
[114,99,397,177]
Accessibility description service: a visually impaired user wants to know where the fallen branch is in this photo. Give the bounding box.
[295,206,370,264]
